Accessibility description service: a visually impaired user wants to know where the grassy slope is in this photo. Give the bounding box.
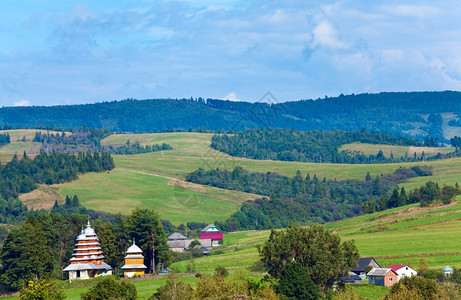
[14,131,461,224]
[172,196,461,274]
[339,142,454,158]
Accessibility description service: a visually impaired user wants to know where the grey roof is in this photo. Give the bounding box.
[126,243,143,254]
[167,240,187,248]
[201,224,221,232]
[352,257,380,272]
[168,232,188,240]
[125,254,144,259]
[121,264,147,269]
[367,268,396,277]
[64,262,112,272]
[339,274,362,282]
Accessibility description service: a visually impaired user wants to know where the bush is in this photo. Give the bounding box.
[80,277,137,300]
[20,279,64,300]
[385,276,438,300]
[214,266,229,277]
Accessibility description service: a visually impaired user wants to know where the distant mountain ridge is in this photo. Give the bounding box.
[2,91,461,141]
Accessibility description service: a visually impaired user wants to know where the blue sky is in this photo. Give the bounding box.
[1,0,460,106]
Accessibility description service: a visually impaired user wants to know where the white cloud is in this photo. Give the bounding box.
[384,5,442,18]
[13,100,31,106]
[224,92,240,101]
[311,21,348,49]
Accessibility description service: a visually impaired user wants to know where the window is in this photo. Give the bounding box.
[389,277,393,282]
[133,260,136,264]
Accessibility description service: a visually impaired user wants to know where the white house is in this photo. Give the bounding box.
[387,264,417,279]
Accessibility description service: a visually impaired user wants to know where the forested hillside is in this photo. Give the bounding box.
[211,128,430,163]
[1,91,461,141]
[186,166,434,231]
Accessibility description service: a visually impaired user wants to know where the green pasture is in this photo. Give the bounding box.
[58,168,249,225]
[170,197,461,276]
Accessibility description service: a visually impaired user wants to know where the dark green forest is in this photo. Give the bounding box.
[1,91,461,141]
[0,133,10,147]
[210,128,432,164]
[186,166,433,231]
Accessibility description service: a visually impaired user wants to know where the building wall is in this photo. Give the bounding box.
[396,267,417,279]
[125,258,144,265]
[384,272,398,287]
[124,270,145,278]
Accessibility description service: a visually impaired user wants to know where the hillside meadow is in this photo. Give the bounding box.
[11,131,461,225]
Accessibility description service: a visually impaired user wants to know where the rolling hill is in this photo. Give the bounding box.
[1,91,461,141]
[6,131,459,227]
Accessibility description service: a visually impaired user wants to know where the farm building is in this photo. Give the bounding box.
[339,272,362,284]
[167,232,191,253]
[121,240,147,278]
[443,266,453,276]
[199,224,223,247]
[63,220,113,280]
[367,268,399,287]
[167,232,212,253]
[351,257,381,279]
[387,264,417,279]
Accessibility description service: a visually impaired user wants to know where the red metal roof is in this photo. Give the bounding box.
[200,232,223,240]
[387,264,406,271]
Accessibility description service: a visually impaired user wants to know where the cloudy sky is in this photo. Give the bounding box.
[1,0,460,106]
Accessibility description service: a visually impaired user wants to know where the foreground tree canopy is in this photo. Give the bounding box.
[259,224,359,291]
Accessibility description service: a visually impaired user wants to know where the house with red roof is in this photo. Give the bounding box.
[199,224,223,247]
[387,264,417,279]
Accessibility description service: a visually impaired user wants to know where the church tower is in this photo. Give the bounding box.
[121,239,147,277]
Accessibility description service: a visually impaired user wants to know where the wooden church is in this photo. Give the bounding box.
[121,240,147,277]
[63,220,113,280]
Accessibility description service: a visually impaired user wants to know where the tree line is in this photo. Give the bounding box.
[186,166,433,231]
[0,132,10,147]
[33,128,173,155]
[0,208,169,291]
[362,181,460,213]
[210,128,439,164]
[1,92,461,141]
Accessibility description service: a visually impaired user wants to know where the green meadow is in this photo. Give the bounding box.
[170,196,461,276]
[58,169,253,225]
[12,131,461,225]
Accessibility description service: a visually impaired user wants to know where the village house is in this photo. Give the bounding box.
[367,268,399,287]
[387,264,417,279]
[351,257,381,279]
[199,224,223,247]
[121,240,147,278]
[63,220,113,280]
[167,232,212,253]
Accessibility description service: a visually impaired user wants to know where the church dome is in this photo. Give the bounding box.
[126,239,143,254]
